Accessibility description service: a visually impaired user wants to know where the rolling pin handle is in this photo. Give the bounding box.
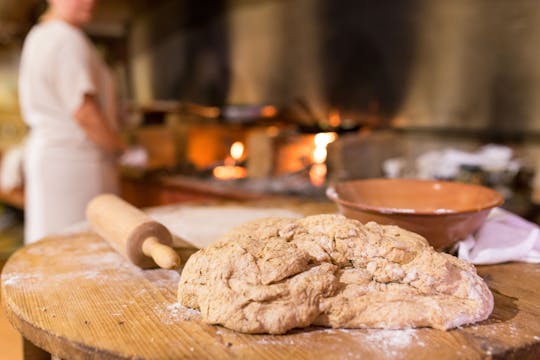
[142,237,181,270]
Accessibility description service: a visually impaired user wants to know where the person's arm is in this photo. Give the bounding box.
[74,94,127,154]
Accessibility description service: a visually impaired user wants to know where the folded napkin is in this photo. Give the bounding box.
[457,207,540,264]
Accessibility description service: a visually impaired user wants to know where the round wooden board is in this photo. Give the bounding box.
[2,219,540,359]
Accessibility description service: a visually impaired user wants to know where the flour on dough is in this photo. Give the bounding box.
[178,214,493,334]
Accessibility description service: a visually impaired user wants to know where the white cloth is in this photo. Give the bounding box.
[457,208,540,264]
[19,20,119,244]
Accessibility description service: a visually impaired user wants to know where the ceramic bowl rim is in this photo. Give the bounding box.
[326,178,505,216]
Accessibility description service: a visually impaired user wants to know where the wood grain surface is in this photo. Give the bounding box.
[2,203,540,359]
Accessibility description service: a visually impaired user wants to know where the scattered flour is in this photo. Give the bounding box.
[363,329,423,358]
[2,272,44,286]
[364,328,420,348]
[154,302,201,325]
[214,327,425,359]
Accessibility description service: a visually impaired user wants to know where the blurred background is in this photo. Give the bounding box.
[2,1,540,357]
[1,0,540,257]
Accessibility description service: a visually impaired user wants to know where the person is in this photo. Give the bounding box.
[18,0,127,244]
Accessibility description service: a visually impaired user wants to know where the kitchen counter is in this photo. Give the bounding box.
[0,171,292,211]
[2,200,540,359]
[120,171,327,208]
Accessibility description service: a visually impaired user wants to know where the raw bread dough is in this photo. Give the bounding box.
[178,214,493,334]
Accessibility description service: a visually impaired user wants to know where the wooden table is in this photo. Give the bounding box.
[2,202,540,359]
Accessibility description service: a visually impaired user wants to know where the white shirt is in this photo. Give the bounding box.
[20,19,117,158]
[19,20,119,243]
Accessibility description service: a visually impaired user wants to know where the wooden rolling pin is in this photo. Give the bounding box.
[86,194,180,269]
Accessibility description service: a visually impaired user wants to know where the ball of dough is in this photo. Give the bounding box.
[178,214,493,334]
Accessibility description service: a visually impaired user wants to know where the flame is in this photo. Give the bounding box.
[309,164,327,187]
[213,165,247,180]
[230,141,245,161]
[314,132,337,147]
[313,132,337,164]
[310,132,337,186]
[261,105,278,118]
[328,109,341,128]
[213,141,247,180]
[313,147,327,164]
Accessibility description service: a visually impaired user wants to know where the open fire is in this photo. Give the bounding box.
[212,141,248,180]
[309,132,337,186]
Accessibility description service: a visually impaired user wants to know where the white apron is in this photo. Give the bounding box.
[19,20,119,244]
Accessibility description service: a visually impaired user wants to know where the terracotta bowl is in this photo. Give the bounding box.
[326,178,504,250]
